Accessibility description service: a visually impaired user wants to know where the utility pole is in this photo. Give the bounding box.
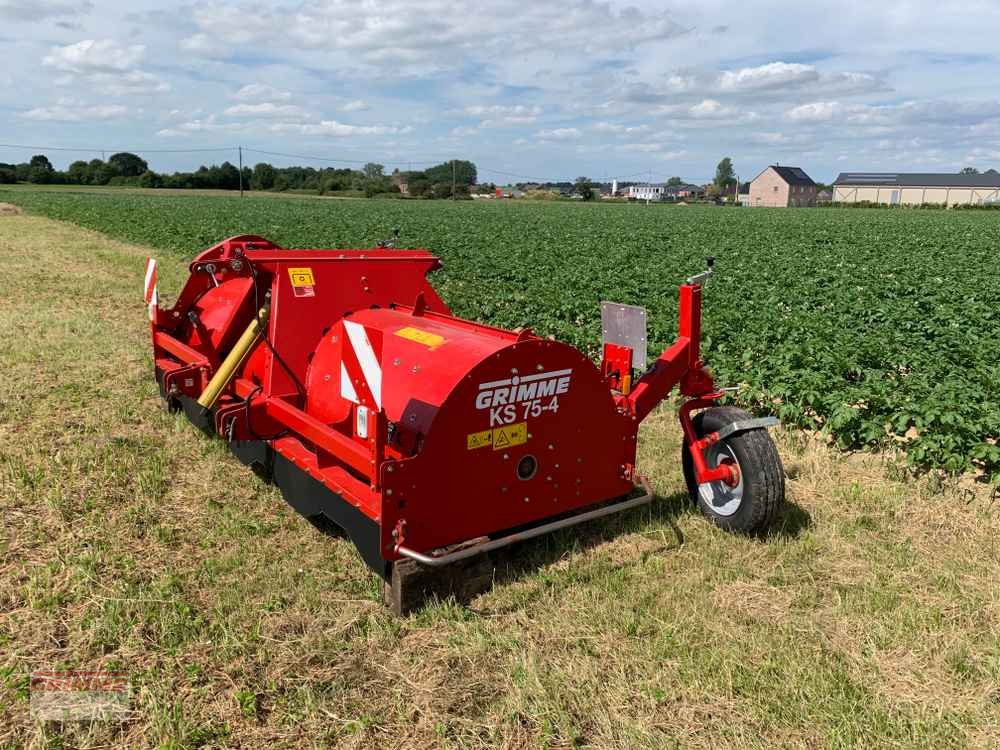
[238,145,244,197]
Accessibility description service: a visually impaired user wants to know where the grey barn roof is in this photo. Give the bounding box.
[834,170,1000,188]
[768,165,815,186]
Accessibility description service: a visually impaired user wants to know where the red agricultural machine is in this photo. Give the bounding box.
[145,235,784,612]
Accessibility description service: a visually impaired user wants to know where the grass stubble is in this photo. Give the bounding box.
[0,212,997,748]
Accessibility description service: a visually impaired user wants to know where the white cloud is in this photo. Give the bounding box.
[232,84,292,102]
[466,104,541,126]
[0,0,91,21]
[536,127,581,141]
[44,38,144,73]
[224,102,307,118]
[20,102,128,122]
[267,120,411,137]
[451,126,479,136]
[182,1,685,75]
[592,122,650,135]
[156,116,224,137]
[787,101,840,122]
[341,99,369,112]
[719,62,818,92]
[42,39,168,95]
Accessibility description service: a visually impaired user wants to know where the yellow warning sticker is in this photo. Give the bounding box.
[288,267,315,287]
[467,421,529,451]
[395,326,446,349]
[492,422,527,451]
[467,428,493,450]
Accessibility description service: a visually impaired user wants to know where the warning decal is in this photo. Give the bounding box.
[492,422,527,450]
[395,326,446,349]
[288,267,316,298]
[467,428,492,450]
[467,422,528,451]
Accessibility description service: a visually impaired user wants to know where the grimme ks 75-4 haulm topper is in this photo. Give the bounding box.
[145,235,784,613]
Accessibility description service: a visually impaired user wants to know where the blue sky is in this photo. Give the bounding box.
[2,0,999,184]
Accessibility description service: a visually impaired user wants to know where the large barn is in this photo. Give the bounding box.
[833,171,1000,206]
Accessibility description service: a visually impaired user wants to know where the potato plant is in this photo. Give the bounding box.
[3,189,998,480]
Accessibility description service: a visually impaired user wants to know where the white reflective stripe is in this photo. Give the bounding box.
[144,258,157,302]
[148,287,158,321]
[340,362,359,403]
[343,320,382,409]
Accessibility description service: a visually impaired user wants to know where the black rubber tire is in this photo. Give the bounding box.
[681,406,785,533]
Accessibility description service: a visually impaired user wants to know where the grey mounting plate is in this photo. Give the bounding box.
[600,301,647,370]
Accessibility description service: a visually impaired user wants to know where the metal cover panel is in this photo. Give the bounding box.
[600,301,647,370]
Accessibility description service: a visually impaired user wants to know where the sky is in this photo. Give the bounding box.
[2,0,1000,184]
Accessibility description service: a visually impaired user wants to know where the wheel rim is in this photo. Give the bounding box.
[697,442,744,516]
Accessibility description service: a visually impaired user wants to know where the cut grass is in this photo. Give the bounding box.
[0,214,998,748]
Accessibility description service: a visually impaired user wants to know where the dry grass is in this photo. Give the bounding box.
[1,214,998,749]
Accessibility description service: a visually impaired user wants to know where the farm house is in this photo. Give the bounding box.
[833,170,1000,206]
[747,166,817,207]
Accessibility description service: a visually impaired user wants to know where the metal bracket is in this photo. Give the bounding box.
[715,416,780,442]
[396,478,654,567]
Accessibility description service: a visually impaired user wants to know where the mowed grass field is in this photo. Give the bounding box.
[0,201,999,748]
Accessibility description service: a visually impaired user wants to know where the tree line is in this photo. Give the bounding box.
[0,153,480,198]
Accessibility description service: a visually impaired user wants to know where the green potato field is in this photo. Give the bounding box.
[3,189,998,479]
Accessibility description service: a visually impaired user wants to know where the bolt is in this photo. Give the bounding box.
[387,465,394,473]
[503,453,509,460]
[386,489,393,496]
[323,374,331,382]
[548,443,554,450]
[393,358,401,366]
[523,496,530,503]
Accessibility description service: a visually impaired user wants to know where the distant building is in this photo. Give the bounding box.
[393,172,408,196]
[832,170,1000,206]
[667,184,704,200]
[737,182,751,206]
[748,165,816,207]
[626,183,703,201]
[627,184,668,201]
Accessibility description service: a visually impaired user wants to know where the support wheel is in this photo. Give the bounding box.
[682,407,785,533]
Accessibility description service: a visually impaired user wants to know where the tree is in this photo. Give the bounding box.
[363,163,384,181]
[138,170,163,188]
[574,176,595,201]
[27,154,55,184]
[714,158,736,192]
[666,176,685,187]
[424,160,477,195]
[217,161,241,190]
[251,162,276,191]
[960,167,979,175]
[108,152,148,177]
[66,160,90,185]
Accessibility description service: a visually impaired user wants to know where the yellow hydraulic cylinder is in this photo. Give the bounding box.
[197,306,269,410]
